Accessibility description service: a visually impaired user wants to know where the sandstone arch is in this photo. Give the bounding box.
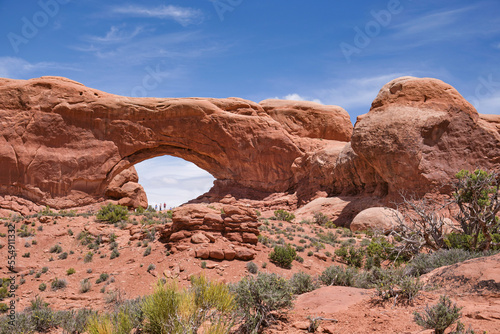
[0,76,352,211]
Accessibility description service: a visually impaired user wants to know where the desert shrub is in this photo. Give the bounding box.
[200,261,207,269]
[232,273,293,334]
[84,251,94,263]
[413,295,462,334]
[319,265,358,287]
[406,248,498,276]
[453,169,500,251]
[80,279,92,293]
[39,283,47,291]
[17,224,35,237]
[335,245,365,268]
[97,203,129,224]
[26,296,59,332]
[0,304,7,313]
[317,231,338,245]
[51,278,67,291]
[110,248,120,259]
[141,276,236,334]
[66,268,76,275]
[289,272,319,295]
[272,209,295,222]
[269,244,296,269]
[313,212,331,226]
[375,268,422,303]
[246,262,258,274]
[58,252,68,260]
[97,273,109,284]
[49,244,63,253]
[59,309,96,334]
[143,246,152,256]
[42,266,49,273]
[147,264,156,272]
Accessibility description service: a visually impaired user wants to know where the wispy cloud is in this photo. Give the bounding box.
[0,57,79,79]
[317,73,405,113]
[111,5,203,26]
[471,92,500,115]
[85,25,144,44]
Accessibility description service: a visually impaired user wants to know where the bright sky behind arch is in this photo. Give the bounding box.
[1,0,499,207]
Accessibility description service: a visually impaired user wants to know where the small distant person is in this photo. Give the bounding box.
[164,203,166,210]
[155,204,158,211]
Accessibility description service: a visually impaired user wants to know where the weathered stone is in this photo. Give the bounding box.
[191,232,210,244]
[209,249,225,260]
[235,247,256,261]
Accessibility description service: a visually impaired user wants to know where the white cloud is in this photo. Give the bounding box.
[86,25,144,44]
[317,73,405,112]
[0,57,78,79]
[271,93,323,104]
[111,5,203,26]
[470,93,500,115]
[134,156,215,208]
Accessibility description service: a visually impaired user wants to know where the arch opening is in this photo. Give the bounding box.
[134,155,216,209]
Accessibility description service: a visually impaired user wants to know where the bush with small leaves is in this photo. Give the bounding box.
[143,246,152,256]
[66,268,76,275]
[110,248,120,259]
[147,264,156,272]
[84,252,93,263]
[51,278,67,291]
[39,283,47,291]
[269,244,296,269]
[289,272,319,295]
[96,203,129,224]
[246,262,258,274]
[42,267,48,273]
[80,279,91,293]
[96,273,109,284]
[320,265,358,287]
[201,261,207,269]
[50,244,63,253]
[413,295,463,334]
[272,209,295,222]
[232,273,293,334]
[58,252,68,260]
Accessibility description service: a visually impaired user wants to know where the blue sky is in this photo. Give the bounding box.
[1,0,499,207]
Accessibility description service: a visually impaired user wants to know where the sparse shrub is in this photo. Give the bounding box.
[42,266,48,273]
[307,250,314,256]
[58,252,68,260]
[51,278,67,290]
[289,272,319,295]
[246,262,258,274]
[313,212,331,226]
[39,283,47,291]
[110,248,120,259]
[319,265,358,287]
[22,252,30,258]
[68,229,73,236]
[97,203,129,224]
[143,246,152,256]
[66,268,76,275]
[261,262,267,268]
[80,279,91,293]
[141,276,236,334]
[232,273,293,334]
[335,245,364,268]
[201,261,207,269]
[272,209,295,222]
[413,295,462,334]
[269,244,296,269]
[50,244,63,253]
[0,303,7,313]
[84,251,93,263]
[296,255,304,263]
[96,273,109,284]
[147,264,156,272]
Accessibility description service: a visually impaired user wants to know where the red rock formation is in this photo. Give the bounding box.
[0,76,352,211]
[349,76,500,196]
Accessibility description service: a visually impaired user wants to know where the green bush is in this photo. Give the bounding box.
[319,265,358,287]
[143,246,152,256]
[66,268,76,275]
[80,279,92,293]
[313,212,331,226]
[110,248,120,259]
[141,276,236,334]
[246,262,258,274]
[335,245,365,268]
[272,210,295,222]
[49,244,63,253]
[269,244,296,269]
[97,203,129,224]
[289,272,319,295]
[96,273,109,284]
[84,251,94,263]
[0,303,8,313]
[39,283,47,291]
[406,248,498,276]
[51,278,67,291]
[232,273,293,334]
[414,295,462,334]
